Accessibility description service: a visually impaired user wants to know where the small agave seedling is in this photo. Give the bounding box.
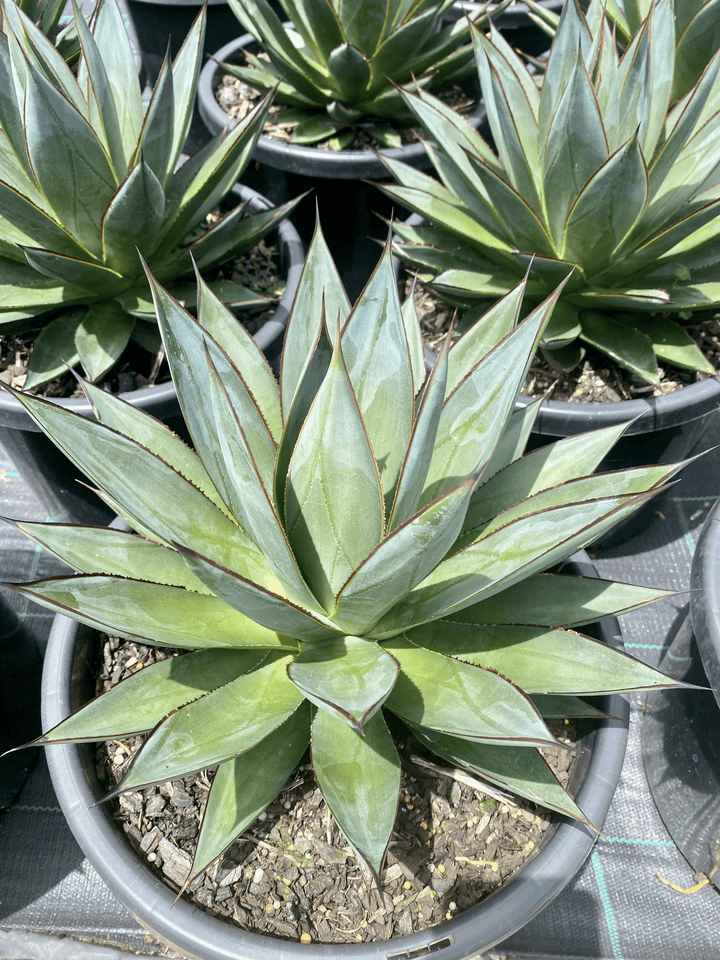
[0,0,298,389]
[223,0,493,148]
[379,0,720,385]
[4,228,681,886]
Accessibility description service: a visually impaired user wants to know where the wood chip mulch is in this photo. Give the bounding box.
[94,635,582,946]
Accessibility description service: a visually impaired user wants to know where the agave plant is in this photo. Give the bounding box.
[4,229,681,886]
[222,0,494,148]
[0,0,298,389]
[378,0,720,385]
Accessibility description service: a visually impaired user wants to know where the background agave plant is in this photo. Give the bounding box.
[0,0,298,389]
[222,0,493,148]
[604,0,720,100]
[2,0,80,62]
[4,229,681,886]
[379,0,720,385]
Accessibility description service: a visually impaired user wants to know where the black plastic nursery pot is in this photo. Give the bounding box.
[197,32,487,300]
[690,498,720,709]
[122,0,244,153]
[515,377,720,472]
[41,550,629,960]
[123,0,239,89]
[0,183,304,524]
[514,379,720,543]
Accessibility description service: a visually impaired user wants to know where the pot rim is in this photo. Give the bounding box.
[41,550,629,960]
[197,31,486,180]
[691,499,720,709]
[514,377,720,436]
[0,182,304,432]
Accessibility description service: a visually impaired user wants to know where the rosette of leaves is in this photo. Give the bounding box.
[3,228,681,885]
[222,0,493,148]
[378,0,720,385]
[0,0,298,389]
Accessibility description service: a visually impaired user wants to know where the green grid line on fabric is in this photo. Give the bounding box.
[591,848,624,960]
[624,643,692,664]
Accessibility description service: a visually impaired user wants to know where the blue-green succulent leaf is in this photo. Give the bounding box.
[190,703,312,881]
[289,635,398,729]
[312,707,400,880]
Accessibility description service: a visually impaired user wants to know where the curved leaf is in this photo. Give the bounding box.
[413,726,590,823]
[280,221,350,414]
[10,520,211,591]
[173,545,343,642]
[275,322,333,526]
[81,380,224,514]
[75,302,135,382]
[146,271,278,491]
[407,620,679,694]
[371,491,659,635]
[456,572,672,627]
[384,637,557,746]
[340,242,414,509]
[481,398,542,483]
[446,281,527,395]
[389,342,450,534]
[563,137,649,274]
[101,161,165,276]
[7,390,270,584]
[195,270,282,443]
[288,635,398,730]
[116,653,303,790]
[41,648,268,741]
[199,347,316,608]
[0,180,91,259]
[24,310,83,390]
[619,314,715,374]
[312,706,400,880]
[73,0,128,178]
[334,479,475,635]
[327,43,371,100]
[579,308,658,384]
[22,58,117,256]
[8,575,296,650]
[191,703,312,880]
[462,422,640,537]
[21,246,126,296]
[89,0,143,164]
[543,58,608,247]
[420,288,559,506]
